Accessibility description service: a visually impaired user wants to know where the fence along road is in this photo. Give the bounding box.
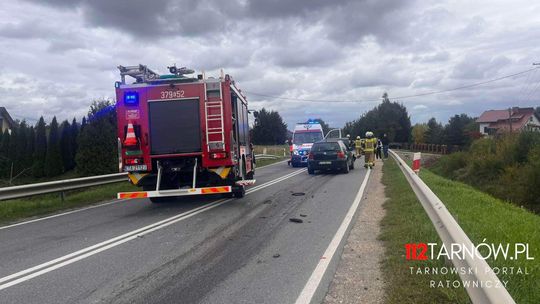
[389,149,515,304]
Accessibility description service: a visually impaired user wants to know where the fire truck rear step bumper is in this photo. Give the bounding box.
[117,186,232,199]
[235,179,256,186]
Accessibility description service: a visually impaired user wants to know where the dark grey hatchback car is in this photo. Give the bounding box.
[307,140,355,174]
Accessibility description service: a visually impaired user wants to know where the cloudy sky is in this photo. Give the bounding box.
[1,0,539,128]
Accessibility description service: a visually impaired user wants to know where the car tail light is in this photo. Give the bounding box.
[125,158,143,165]
[210,152,228,159]
[337,151,345,159]
[308,152,314,160]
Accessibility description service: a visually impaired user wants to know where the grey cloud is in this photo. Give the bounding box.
[25,0,416,46]
[0,22,52,39]
[451,54,511,79]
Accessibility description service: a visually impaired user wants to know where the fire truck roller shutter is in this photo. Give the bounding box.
[148,99,202,155]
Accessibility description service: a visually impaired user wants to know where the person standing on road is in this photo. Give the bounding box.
[364,131,376,168]
[355,136,362,157]
[381,133,389,159]
[375,138,382,160]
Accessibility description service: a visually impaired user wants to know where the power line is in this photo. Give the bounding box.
[245,67,539,103]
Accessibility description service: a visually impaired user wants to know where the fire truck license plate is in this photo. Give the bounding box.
[124,165,148,171]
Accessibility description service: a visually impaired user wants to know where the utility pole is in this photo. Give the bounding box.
[508,107,512,132]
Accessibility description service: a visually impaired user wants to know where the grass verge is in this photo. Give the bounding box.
[380,158,470,303]
[418,168,540,303]
[0,182,138,226]
[382,155,540,303]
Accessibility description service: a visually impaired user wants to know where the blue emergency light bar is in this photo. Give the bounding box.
[124,92,139,106]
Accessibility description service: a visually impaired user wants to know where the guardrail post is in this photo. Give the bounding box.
[60,191,65,203]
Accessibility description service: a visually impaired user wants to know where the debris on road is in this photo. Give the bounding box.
[273,254,280,258]
[291,192,305,196]
[299,214,307,217]
[289,218,304,223]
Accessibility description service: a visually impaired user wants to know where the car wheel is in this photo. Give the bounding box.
[349,159,355,170]
[343,163,350,174]
[291,162,298,168]
[308,167,315,175]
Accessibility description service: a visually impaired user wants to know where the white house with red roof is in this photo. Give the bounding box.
[476,107,540,135]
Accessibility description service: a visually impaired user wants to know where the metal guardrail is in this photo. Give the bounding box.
[255,154,280,160]
[0,173,128,201]
[0,154,284,201]
[389,150,515,304]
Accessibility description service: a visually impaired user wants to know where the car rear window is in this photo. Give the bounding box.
[312,142,340,152]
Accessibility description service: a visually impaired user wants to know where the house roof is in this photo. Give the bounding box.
[487,108,538,132]
[0,107,14,127]
[476,110,509,123]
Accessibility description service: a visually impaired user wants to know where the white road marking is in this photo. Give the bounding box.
[0,160,290,231]
[295,168,372,304]
[0,168,306,290]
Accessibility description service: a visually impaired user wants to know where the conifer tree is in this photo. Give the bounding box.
[33,117,47,177]
[45,117,64,176]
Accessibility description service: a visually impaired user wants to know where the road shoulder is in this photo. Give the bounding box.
[324,159,386,304]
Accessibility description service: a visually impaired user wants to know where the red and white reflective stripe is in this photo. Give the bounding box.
[118,192,148,199]
[117,186,232,199]
[201,186,231,194]
[412,152,421,174]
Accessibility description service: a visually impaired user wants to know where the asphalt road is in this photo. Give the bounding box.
[0,159,370,304]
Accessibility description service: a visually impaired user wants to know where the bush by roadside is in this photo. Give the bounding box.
[429,132,540,213]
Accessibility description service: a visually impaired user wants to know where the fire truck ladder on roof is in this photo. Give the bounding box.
[204,80,225,151]
[117,64,160,83]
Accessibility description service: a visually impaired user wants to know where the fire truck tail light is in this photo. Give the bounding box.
[210,152,228,159]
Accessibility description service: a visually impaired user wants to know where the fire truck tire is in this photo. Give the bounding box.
[233,185,245,198]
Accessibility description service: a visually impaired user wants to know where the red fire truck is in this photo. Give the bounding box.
[115,64,255,202]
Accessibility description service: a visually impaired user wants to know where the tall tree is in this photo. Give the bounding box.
[45,117,63,176]
[25,126,35,173]
[425,118,444,144]
[70,118,79,165]
[251,108,288,145]
[411,123,428,144]
[0,129,11,177]
[76,100,118,176]
[60,120,75,171]
[33,117,47,177]
[444,114,475,146]
[341,93,411,142]
[14,121,29,173]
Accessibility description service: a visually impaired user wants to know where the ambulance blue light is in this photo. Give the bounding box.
[124,92,139,106]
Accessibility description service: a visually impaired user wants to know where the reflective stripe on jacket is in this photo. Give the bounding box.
[364,138,377,152]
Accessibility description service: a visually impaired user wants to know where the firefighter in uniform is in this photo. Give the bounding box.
[355,136,362,157]
[364,131,377,168]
